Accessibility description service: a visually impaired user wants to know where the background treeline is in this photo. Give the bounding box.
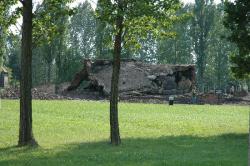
[2,0,249,92]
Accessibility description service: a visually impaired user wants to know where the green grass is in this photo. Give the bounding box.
[0,100,249,166]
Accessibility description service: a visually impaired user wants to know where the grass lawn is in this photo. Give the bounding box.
[0,100,249,166]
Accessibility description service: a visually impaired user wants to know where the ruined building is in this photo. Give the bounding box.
[67,59,196,97]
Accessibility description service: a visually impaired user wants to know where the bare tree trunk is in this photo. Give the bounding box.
[110,10,123,145]
[248,112,250,166]
[47,63,52,83]
[47,46,53,84]
[18,0,37,147]
[0,27,6,67]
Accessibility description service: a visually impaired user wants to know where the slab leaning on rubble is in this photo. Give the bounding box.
[67,59,196,96]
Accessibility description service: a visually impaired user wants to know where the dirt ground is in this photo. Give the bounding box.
[1,83,249,105]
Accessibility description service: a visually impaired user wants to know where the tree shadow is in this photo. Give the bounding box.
[0,133,248,166]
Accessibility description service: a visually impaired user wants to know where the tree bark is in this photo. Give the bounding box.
[110,9,123,145]
[196,36,206,92]
[47,45,53,84]
[0,27,6,67]
[18,0,37,147]
[47,62,52,83]
[248,112,250,166]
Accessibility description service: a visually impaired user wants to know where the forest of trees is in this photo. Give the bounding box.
[0,0,249,146]
[2,0,248,92]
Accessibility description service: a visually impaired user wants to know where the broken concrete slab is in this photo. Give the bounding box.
[67,59,196,96]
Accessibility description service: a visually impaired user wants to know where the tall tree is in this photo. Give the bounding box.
[33,0,74,85]
[15,0,74,146]
[157,5,193,65]
[55,13,69,88]
[0,21,7,67]
[6,34,21,82]
[204,3,237,90]
[95,1,114,59]
[0,1,20,67]
[224,0,250,78]
[19,0,37,146]
[69,2,96,59]
[136,34,158,63]
[97,0,181,145]
[191,0,215,91]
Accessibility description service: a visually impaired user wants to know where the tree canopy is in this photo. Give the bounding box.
[96,0,184,145]
[224,0,250,78]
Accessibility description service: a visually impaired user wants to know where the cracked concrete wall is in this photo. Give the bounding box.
[68,59,195,95]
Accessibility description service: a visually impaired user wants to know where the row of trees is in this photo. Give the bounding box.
[4,1,249,92]
[1,0,183,146]
[1,0,74,146]
[0,0,249,146]
[6,1,248,91]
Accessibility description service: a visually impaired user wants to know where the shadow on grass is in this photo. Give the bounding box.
[0,133,248,166]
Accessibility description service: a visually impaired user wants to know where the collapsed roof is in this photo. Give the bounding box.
[67,59,196,96]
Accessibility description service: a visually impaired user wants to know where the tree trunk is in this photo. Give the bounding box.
[96,20,104,58]
[47,45,53,84]
[55,42,63,94]
[47,63,52,83]
[55,55,62,94]
[0,27,6,67]
[248,113,250,166]
[19,0,37,147]
[110,12,123,145]
[197,36,206,92]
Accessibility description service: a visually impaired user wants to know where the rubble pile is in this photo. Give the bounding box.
[1,59,249,105]
[67,59,196,96]
[0,87,73,100]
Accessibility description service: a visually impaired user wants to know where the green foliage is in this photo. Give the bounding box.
[224,0,250,79]
[191,0,216,90]
[0,0,20,67]
[33,0,75,47]
[69,1,96,58]
[0,100,249,165]
[0,0,76,85]
[157,4,193,64]
[6,34,21,81]
[31,0,79,85]
[96,0,182,52]
[135,34,158,63]
[0,0,20,28]
[95,1,112,59]
[1,0,247,91]
[204,3,237,89]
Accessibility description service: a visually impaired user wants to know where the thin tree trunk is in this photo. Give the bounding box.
[197,38,205,92]
[47,45,53,84]
[19,0,37,146]
[174,40,177,64]
[0,27,6,67]
[110,12,123,145]
[47,63,52,83]
[55,55,62,94]
[248,112,250,166]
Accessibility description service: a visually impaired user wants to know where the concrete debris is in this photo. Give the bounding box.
[67,59,196,96]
